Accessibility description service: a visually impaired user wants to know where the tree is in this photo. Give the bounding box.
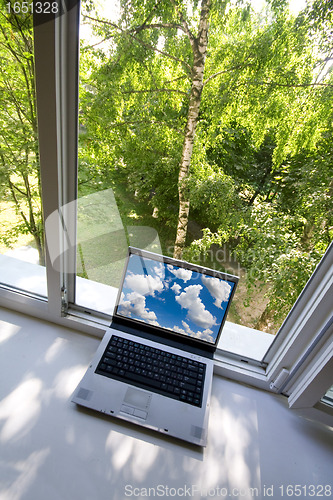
[81,0,332,261]
[172,0,212,258]
[0,9,44,264]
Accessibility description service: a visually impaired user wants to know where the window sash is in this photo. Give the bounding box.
[263,242,333,386]
[288,334,333,406]
[33,5,79,316]
[287,333,333,427]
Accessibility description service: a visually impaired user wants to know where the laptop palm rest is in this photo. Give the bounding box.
[120,387,152,420]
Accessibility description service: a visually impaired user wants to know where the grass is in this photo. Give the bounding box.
[0,199,35,254]
[78,172,176,256]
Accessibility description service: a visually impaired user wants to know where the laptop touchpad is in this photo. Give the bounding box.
[121,387,152,420]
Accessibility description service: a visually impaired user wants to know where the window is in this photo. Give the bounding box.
[0,10,46,299]
[0,1,332,423]
[76,0,332,354]
[75,0,332,365]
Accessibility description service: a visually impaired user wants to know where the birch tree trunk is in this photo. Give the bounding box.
[173,0,211,259]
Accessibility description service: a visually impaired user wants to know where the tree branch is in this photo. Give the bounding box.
[204,66,333,89]
[203,63,255,86]
[111,118,184,134]
[82,35,116,50]
[83,14,192,73]
[121,87,188,96]
[131,23,184,33]
[8,179,30,231]
[242,80,333,89]
[164,75,188,85]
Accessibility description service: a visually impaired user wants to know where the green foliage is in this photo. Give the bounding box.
[202,0,332,167]
[189,164,243,232]
[206,124,277,204]
[234,199,326,320]
[0,9,44,262]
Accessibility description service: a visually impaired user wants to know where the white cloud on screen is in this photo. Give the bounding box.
[119,291,160,326]
[153,263,165,280]
[124,272,164,296]
[199,329,215,343]
[171,283,181,294]
[175,284,217,329]
[201,275,232,308]
[167,265,192,282]
[174,321,215,343]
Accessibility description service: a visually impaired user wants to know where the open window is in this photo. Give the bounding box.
[0,1,332,424]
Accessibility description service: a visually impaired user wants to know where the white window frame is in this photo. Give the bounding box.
[286,324,333,427]
[0,4,332,422]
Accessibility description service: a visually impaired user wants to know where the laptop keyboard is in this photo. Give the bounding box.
[95,335,206,407]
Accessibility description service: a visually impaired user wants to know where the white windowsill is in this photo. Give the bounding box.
[0,253,47,297]
[1,305,332,500]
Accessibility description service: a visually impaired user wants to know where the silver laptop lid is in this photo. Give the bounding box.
[113,247,239,352]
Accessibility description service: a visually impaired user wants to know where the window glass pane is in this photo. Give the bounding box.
[76,0,332,357]
[0,10,46,297]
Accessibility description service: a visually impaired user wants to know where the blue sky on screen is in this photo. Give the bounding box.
[118,254,235,344]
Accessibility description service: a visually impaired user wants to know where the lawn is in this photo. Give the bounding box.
[0,199,35,254]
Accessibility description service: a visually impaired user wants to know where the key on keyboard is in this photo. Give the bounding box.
[95,335,206,407]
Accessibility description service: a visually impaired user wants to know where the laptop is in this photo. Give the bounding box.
[72,246,239,446]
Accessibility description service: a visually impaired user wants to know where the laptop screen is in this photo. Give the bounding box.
[114,248,238,347]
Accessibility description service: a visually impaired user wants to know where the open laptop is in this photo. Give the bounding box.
[72,247,239,446]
